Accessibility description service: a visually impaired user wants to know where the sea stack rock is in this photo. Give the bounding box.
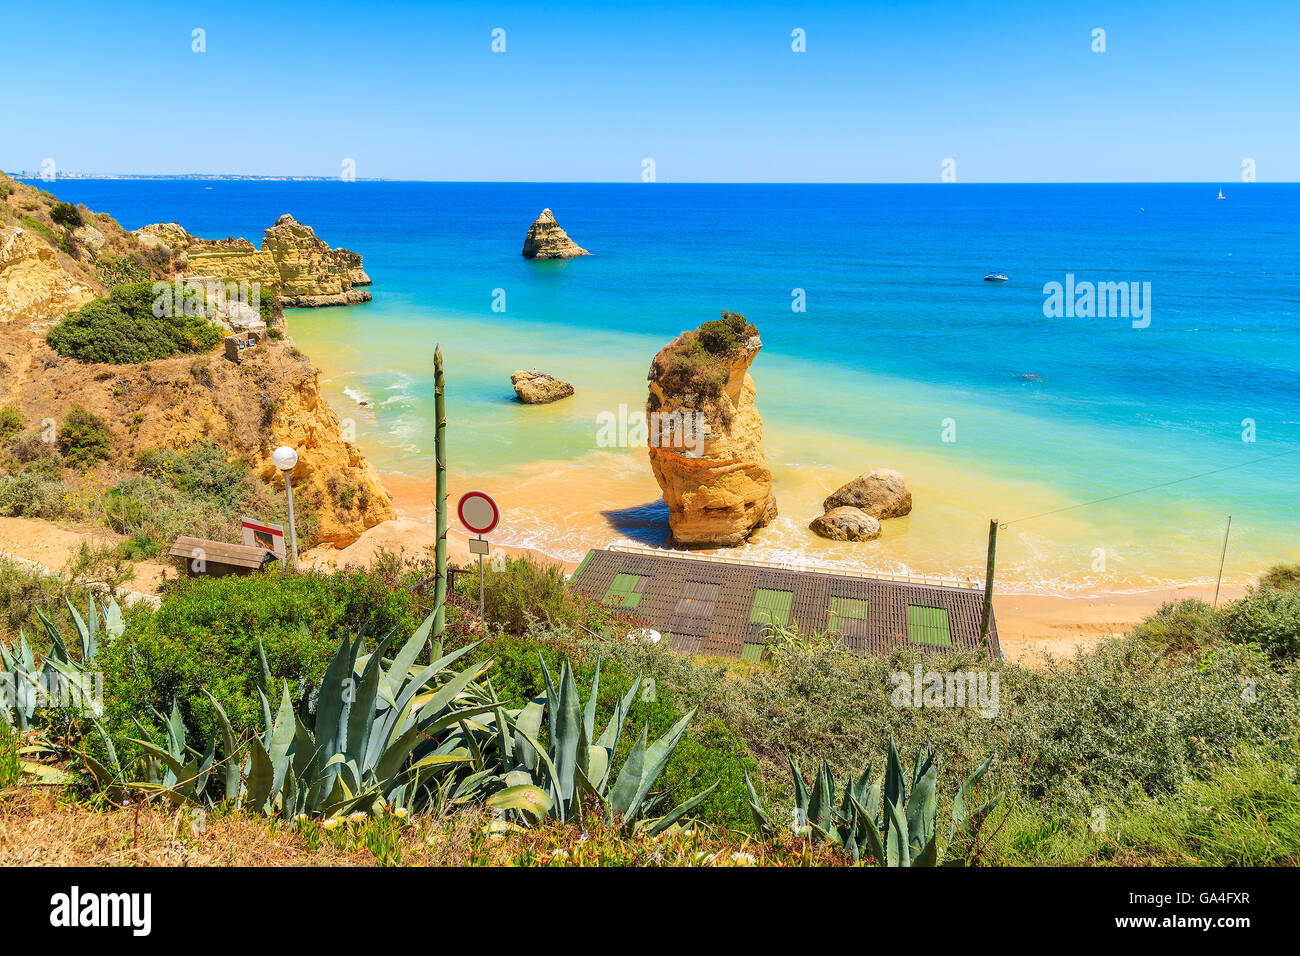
[646,310,777,547]
[521,208,589,259]
[823,468,913,519]
[511,369,574,404]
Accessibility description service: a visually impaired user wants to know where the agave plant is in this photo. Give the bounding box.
[747,740,998,866]
[483,655,718,835]
[1,595,122,732]
[85,613,504,818]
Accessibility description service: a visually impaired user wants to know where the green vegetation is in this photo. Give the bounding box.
[2,542,1298,864]
[0,406,23,442]
[97,568,432,747]
[650,311,760,413]
[47,281,224,365]
[57,405,112,468]
[697,309,756,355]
[49,202,83,229]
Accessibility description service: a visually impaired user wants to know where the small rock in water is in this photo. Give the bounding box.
[511,369,574,404]
[823,468,912,519]
[810,506,881,541]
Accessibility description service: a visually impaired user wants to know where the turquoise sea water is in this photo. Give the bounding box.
[28,180,1300,591]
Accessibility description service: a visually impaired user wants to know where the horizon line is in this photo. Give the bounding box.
[5,173,1289,186]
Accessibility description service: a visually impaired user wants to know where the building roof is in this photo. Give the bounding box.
[571,547,1000,660]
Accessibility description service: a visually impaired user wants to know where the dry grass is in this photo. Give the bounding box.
[0,788,848,867]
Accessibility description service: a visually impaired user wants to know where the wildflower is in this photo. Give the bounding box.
[729,851,757,865]
[393,807,408,820]
[322,818,341,831]
[348,811,368,824]
[552,848,570,859]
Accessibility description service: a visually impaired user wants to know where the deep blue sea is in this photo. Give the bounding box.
[26,179,1300,590]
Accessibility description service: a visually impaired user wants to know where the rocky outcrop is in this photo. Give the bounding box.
[179,214,371,307]
[646,312,776,547]
[0,227,96,325]
[511,369,574,404]
[252,365,394,546]
[823,468,912,519]
[809,506,881,541]
[522,208,589,259]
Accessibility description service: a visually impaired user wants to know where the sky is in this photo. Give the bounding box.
[3,0,1297,182]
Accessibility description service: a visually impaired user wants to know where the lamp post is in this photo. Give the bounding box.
[272,445,300,571]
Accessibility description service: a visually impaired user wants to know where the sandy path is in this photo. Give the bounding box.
[0,515,170,600]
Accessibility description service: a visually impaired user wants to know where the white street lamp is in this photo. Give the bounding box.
[272,445,300,570]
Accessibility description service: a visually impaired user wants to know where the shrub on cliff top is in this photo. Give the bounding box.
[697,309,754,355]
[49,201,83,229]
[1221,587,1300,661]
[47,282,223,364]
[1260,564,1300,592]
[56,405,112,468]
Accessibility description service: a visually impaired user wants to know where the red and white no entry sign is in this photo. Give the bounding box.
[457,491,499,535]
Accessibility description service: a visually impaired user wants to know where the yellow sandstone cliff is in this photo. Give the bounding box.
[646,312,776,547]
[0,173,391,547]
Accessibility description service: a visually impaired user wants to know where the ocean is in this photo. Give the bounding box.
[26,179,1300,592]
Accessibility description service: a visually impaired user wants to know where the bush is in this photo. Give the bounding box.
[57,405,112,468]
[697,309,754,355]
[1129,599,1222,657]
[47,299,175,364]
[1222,587,1300,661]
[1260,564,1300,592]
[96,254,152,286]
[46,282,223,365]
[97,569,430,747]
[49,201,83,229]
[0,472,67,519]
[0,406,23,442]
[452,555,614,637]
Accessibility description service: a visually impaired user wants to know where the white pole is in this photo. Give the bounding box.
[284,473,300,571]
[478,540,485,617]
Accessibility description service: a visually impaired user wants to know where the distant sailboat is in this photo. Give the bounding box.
[983,273,1008,282]
[1216,188,1226,200]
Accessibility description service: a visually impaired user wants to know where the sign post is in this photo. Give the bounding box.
[457,491,500,618]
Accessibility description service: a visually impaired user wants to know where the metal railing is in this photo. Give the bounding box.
[605,544,981,590]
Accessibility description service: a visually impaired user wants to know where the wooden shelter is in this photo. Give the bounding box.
[571,547,1001,660]
[169,535,280,577]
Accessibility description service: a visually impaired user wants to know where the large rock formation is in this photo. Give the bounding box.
[511,369,574,404]
[0,227,96,325]
[646,311,776,547]
[521,208,589,259]
[163,214,373,307]
[823,468,912,519]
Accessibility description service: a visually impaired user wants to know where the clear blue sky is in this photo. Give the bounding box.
[4,0,1296,182]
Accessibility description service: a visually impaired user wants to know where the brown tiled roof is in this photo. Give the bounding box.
[572,548,1000,660]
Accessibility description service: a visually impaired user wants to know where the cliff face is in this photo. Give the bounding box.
[0,323,393,546]
[148,214,372,307]
[0,174,392,548]
[0,227,97,325]
[646,314,776,547]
